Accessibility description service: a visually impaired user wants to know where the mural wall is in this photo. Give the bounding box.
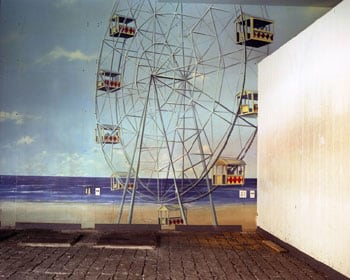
[0,0,330,229]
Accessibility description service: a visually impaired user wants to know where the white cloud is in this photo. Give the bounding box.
[0,111,25,124]
[16,136,35,145]
[2,135,36,149]
[36,47,96,64]
[0,111,40,124]
[54,0,78,8]
[56,151,111,176]
[17,150,110,177]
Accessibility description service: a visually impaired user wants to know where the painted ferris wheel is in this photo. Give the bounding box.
[95,0,273,224]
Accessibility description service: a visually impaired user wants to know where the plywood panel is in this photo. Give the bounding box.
[257,0,350,277]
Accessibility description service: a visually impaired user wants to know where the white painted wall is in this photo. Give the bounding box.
[257,0,350,277]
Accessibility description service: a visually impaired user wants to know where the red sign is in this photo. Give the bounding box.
[227,176,242,184]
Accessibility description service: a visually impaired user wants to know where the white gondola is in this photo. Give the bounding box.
[110,172,134,190]
[97,70,121,92]
[158,205,187,227]
[95,124,120,144]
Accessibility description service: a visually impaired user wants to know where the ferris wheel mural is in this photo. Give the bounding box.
[95,0,273,224]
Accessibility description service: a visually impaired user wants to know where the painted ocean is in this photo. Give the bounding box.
[0,175,256,205]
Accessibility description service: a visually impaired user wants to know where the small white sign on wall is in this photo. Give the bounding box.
[250,190,255,198]
[239,190,247,198]
[95,187,101,196]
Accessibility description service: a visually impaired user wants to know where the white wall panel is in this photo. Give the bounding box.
[257,0,350,277]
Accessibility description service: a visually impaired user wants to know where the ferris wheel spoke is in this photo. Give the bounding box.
[172,133,200,179]
[151,77,187,221]
[155,76,234,122]
[153,8,181,70]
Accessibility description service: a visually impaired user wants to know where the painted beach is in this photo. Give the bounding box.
[0,175,257,230]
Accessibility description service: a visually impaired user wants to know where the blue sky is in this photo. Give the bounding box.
[0,0,330,177]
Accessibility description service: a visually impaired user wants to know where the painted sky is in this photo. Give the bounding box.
[0,0,330,177]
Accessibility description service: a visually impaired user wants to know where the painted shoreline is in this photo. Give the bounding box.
[0,175,257,229]
[0,201,257,231]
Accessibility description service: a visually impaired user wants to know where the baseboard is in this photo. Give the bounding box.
[175,225,242,232]
[15,222,81,231]
[95,224,161,232]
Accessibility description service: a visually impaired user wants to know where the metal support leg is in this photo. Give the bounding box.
[206,177,218,226]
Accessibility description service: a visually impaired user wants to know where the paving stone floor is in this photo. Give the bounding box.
[0,229,334,280]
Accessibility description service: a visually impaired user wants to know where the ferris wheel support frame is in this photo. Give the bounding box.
[95,1,269,225]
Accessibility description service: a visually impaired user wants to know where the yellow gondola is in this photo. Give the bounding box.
[236,90,258,117]
[212,157,246,186]
[109,14,136,38]
[235,13,274,48]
